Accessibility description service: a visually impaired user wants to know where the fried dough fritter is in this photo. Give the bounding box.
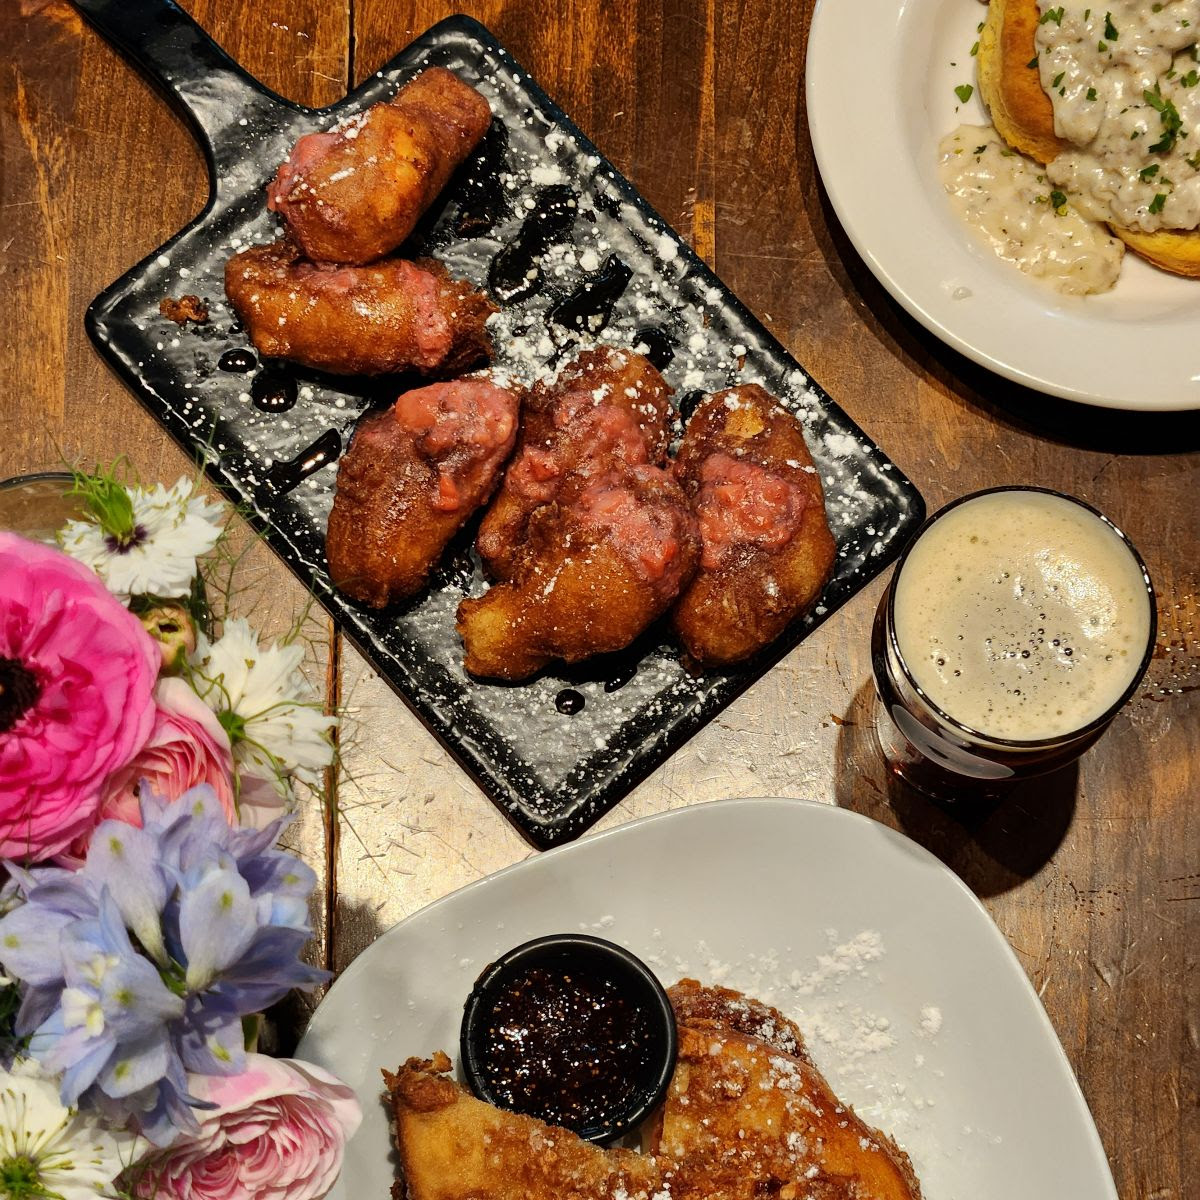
[670,386,834,668]
[979,0,1200,277]
[384,1053,678,1200]
[457,348,694,681]
[224,238,494,376]
[326,376,519,608]
[457,465,699,681]
[476,348,672,582]
[268,67,492,265]
[652,981,924,1200]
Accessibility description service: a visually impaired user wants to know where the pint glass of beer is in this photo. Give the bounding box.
[871,488,1156,800]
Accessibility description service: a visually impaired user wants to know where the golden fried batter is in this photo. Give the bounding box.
[457,466,698,681]
[326,376,519,607]
[670,386,834,667]
[224,238,494,376]
[384,1053,677,1200]
[458,349,694,680]
[268,67,492,265]
[652,981,924,1200]
[476,348,672,582]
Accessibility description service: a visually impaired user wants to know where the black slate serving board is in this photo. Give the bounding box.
[77,0,924,847]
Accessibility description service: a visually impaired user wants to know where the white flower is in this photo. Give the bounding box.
[58,477,224,601]
[0,1059,137,1200]
[190,619,336,789]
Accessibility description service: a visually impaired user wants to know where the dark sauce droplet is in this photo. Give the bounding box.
[555,688,585,715]
[677,390,704,422]
[488,185,578,304]
[547,255,632,337]
[632,325,675,371]
[251,369,297,413]
[218,348,257,373]
[264,429,341,496]
[593,189,621,218]
[454,122,511,237]
[603,658,639,693]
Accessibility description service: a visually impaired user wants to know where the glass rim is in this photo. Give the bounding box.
[0,470,75,492]
[885,485,1158,751]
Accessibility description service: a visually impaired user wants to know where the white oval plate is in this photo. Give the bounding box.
[806,0,1200,412]
[298,798,1117,1200]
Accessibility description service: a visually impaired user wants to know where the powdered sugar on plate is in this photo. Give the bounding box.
[641,927,968,1185]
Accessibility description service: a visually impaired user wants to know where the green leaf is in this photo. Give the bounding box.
[954,83,974,103]
[1144,84,1184,153]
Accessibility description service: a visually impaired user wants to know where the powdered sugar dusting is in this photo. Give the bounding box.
[643,929,957,1184]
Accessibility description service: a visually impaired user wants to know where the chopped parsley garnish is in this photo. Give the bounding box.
[1040,6,1065,24]
[954,83,974,103]
[1053,71,1065,88]
[971,40,980,56]
[1144,84,1184,153]
[1087,87,1098,101]
[974,144,989,154]
[1187,150,1200,168]
[1084,7,1092,18]
[977,20,985,32]
[1152,2,1163,10]
[1104,11,1119,40]
[1149,192,1167,214]
[1049,189,1069,214]
[1098,40,1108,52]
[1139,163,1161,181]
[1028,54,1040,68]
[1183,69,1200,87]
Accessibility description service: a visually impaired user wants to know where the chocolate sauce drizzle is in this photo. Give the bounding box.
[546,255,631,337]
[218,348,257,373]
[632,325,675,371]
[251,368,297,413]
[555,688,585,715]
[677,390,704,422]
[488,185,578,304]
[264,429,341,495]
[454,122,511,236]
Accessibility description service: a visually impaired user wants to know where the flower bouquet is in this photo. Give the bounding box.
[0,468,360,1199]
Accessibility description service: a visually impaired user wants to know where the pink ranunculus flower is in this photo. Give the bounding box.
[0,532,159,862]
[132,1056,362,1200]
[89,675,237,827]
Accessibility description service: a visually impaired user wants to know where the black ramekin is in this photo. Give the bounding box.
[459,933,677,1144]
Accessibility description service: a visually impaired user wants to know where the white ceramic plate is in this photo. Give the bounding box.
[806,0,1200,412]
[298,798,1116,1199]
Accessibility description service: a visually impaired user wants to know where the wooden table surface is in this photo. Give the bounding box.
[4,0,1197,1194]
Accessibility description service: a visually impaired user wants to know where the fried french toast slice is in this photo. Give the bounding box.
[652,981,923,1200]
[384,1054,677,1200]
[978,0,1200,277]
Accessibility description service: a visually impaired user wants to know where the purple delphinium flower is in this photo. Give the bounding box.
[0,785,328,1144]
